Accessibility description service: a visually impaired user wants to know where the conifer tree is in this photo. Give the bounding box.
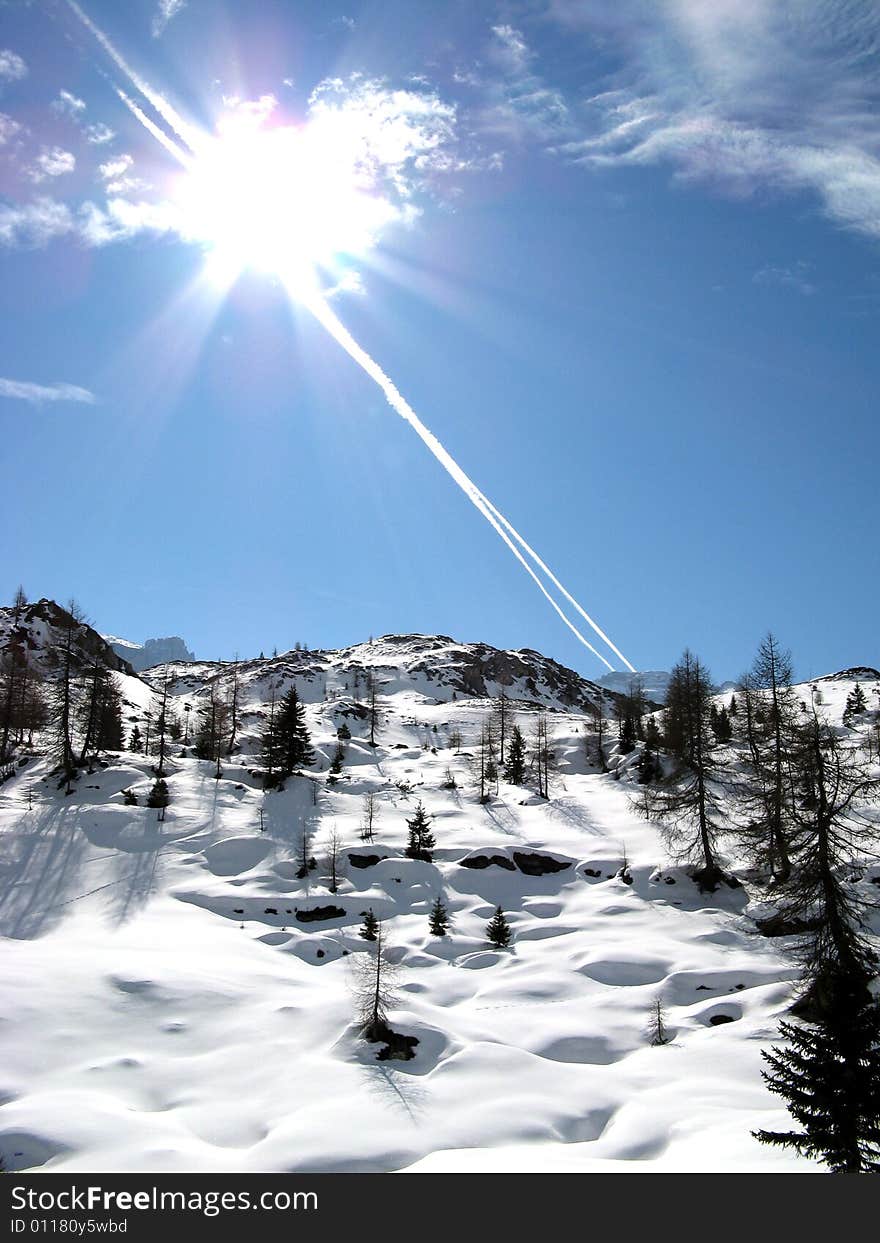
[649,997,670,1046]
[146,777,170,822]
[275,685,314,776]
[504,723,527,784]
[359,908,379,941]
[754,978,880,1172]
[404,800,435,861]
[129,724,143,752]
[429,894,449,936]
[486,905,512,948]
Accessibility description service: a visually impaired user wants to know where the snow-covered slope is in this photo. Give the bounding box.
[0,637,876,1174]
[0,598,137,678]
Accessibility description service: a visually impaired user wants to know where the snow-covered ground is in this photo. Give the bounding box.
[0,652,877,1174]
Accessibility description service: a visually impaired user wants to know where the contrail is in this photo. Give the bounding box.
[303,289,632,672]
[115,88,192,167]
[474,493,635,671]
[66,1,201,156]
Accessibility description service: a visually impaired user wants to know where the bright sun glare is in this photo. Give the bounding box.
[174,104,395,294]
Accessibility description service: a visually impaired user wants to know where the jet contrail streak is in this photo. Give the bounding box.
[66,1,201,156]
[474,494,636,672]
[303,289,631,672]
[116,89,192,167]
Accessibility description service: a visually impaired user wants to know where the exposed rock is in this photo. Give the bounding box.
[295,905,346,923]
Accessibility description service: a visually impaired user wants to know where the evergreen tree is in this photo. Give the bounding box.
[260,685,282,787]
[486,905,512,948]
[146,777,170,821]
[429,894,449,936]
[404,800,435,861]
[504,723,527,784]
[359,908,379,941]
[843,683,868,724]
[754,978,880,1172]
[275,685,315,776]
[129,724,143,752]
[329,740,345,775]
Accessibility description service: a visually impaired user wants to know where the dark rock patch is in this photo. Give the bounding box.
[348,853,386,870]
[460,853,516,871]
[296,905,346,923]
[513,851,571,876]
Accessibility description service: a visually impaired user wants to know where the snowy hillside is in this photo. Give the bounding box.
[0,633,877,1173]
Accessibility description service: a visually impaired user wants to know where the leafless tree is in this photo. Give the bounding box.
[360,790,379,842]
[324,824,346,894]
[350,919,399,1040]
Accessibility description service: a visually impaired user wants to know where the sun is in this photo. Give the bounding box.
[173,102,396,295]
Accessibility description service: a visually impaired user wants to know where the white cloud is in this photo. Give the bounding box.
[0,376,95,406]
[52,89,86,118]
[28,146,76,182]
[152,1,186,38]
[85,122,115,145]
[0,111,21,145]
[98,153,133,182]
[0,49,27,86]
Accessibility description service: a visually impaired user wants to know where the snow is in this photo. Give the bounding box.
[0,652,876,1174]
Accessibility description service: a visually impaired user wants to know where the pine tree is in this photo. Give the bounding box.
[329,740,345,775]
[129,724,143,752]
[405,800,435,861]
[504,723,527,784]
[146,777,170,821]
[429,894,449,936]
[359,908,379,941]
[275,685,314,776]
[260,684,282,788]
[754,979,880,1172]
[486,905,512,948]
[843,683,868,724]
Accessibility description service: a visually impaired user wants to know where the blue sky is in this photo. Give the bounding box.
[1,0,878,683]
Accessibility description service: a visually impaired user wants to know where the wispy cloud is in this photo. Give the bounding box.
[0,111,22,145]
[753,261,816,296]
[0,197,74,247]
[478,24,571,146]
[84,122,115,145]
[0,376,95,406]
[152,0,186,39]
[0,49,27,87]
[547,0,880,239]
[52,88,86,118]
